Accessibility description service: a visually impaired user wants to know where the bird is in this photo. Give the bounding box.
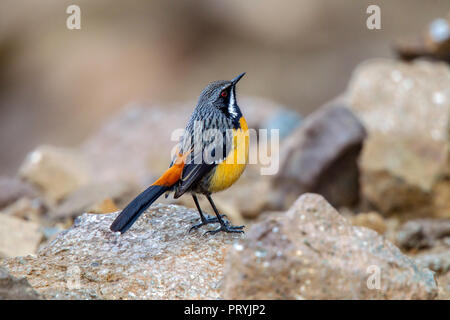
[110,72,249,235]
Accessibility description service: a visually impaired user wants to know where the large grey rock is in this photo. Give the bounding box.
[272,105,366,209]
[1,204,243,299]
[347,59,450,218]
[0,267,40,300]
[222,194,438,300]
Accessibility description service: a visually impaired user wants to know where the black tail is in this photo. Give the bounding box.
[110,185,169,234]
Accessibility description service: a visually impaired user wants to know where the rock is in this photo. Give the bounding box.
[0,215,43,258]
[271,105,366,210]
[0,177,38,209]
[0,267,40,300]
[261,108,302,140]
[396,219,450,250]
[81,104,189,185]
[88,198,119,214]
[395,17,450,63]
[52,181,139,219]
[1,204,243,299]
[18,145,91,205]
[347,59,450,218]
[411,241,450,300]
[351,212,387,235]
[239,96,297,132]
[0,197,45,223]
[437,272,450,300]
[425,17,450,58]
[414,246,450,275]
[222,194,437,300]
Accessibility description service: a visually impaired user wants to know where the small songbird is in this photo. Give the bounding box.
[110,73,249,235]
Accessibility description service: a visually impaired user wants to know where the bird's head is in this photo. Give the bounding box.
[197,72,245,120]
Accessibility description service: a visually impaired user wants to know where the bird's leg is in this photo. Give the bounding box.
[189,194,227,232]
[204,194,244,235]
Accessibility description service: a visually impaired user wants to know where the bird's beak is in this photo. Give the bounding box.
[231,72,246,86]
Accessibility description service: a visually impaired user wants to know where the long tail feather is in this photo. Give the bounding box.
[110,185,169,234]
[110,151,188,234]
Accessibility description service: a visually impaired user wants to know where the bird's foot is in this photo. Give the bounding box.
[203,221,245,235]
[189,214,227,233]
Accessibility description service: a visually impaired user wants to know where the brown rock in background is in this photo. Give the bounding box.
[351,212,387,235]
[222,194,437,300]
[18,145,91,205]
[396,219,450,250]
[0,215,43,258]
[88,198,119,214]
[347,59,450,218]
[0,177,38,210]
[52,181,140,219]
[0,197,45,223]
[271,105,366,210]
[396,16,450,62]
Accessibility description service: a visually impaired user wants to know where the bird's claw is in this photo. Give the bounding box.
[203,222,245,236]
[188,214,228,233]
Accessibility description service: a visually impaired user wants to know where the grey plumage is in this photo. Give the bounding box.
[174,78,243,196]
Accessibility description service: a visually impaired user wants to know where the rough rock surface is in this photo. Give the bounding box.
[1,204,243,299]
[272,105,366,209]
[346,59,450,218]
[222,194,437,299]
[0,267,40,300]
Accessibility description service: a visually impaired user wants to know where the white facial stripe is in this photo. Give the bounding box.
[228,87,238,118]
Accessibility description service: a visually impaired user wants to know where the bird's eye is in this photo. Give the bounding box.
[221,90,228,98]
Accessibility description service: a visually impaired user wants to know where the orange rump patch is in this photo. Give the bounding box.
[152,151,190,187]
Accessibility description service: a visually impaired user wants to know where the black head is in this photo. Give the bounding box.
[197,72,245,120]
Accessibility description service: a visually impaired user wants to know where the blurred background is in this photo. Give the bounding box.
[1,0,450,300]
[1,0,449,176]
